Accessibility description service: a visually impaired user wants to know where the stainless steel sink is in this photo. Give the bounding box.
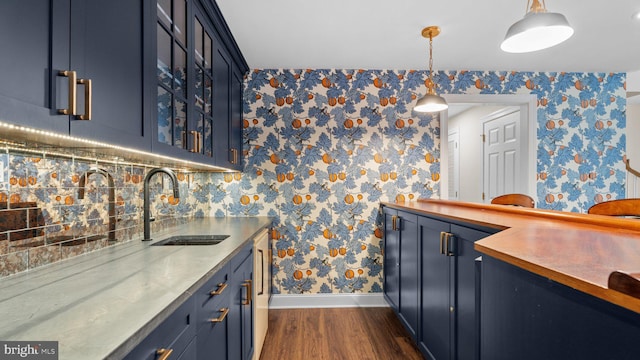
[151,235,230,246]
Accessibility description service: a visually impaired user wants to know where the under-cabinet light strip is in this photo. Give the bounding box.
[0,121,235,172]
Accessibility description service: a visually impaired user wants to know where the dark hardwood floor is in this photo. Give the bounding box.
[259,307,424,360]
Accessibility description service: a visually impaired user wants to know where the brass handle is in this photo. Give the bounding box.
[58,70,77,115]
[230,148,238,164]
[189,131,198,152]
[156,348,173,360]
[76,78,92,120]
[242,280,252,305]
[439,231,445,255]
[258,249,264,296]
[394,216,401,231]
[445,233,454,257]
[210,307,230,323]
[210,282,227,296]
[391,215,396,231]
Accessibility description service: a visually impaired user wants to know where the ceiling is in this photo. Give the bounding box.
[216,0,640,73]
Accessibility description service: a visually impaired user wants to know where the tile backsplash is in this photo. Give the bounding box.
[0,150,210,277]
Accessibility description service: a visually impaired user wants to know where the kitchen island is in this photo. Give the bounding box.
[0,217,272,359]
[382,199,640,360]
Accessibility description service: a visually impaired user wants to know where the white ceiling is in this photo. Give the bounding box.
[216,0,640,73]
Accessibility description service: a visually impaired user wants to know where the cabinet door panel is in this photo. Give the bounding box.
[197,314,228,359]
[0,0,69,133]
[398,211,419,340]
[383,208,399,310]
[213,43,230,166]
[482,256,640,360]
[229,245,253,360]
[69,0,148,150]
[240,256,254,360]
[228,65,244,170]
[451,224,490,360]
[419,216,452,360]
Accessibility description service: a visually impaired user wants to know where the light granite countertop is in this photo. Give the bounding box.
[0,217,273,359]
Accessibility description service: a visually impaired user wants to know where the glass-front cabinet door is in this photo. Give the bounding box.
[156,0,188,151]
[193,12,215,158]
[152,0,247,167]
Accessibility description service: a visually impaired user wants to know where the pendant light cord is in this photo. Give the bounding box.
[428,35,434,95]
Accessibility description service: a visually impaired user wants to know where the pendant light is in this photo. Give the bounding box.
[414,26,448,113]
[501,0,574,53]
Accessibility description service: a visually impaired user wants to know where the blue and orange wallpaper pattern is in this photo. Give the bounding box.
[232,69,626,294]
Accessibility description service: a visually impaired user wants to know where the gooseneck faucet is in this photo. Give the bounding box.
[78,167,116,241]
[143,167,180,241]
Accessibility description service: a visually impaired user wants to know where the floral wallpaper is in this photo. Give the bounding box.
[233,69,626,294]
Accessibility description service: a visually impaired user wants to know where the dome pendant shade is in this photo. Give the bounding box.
[501,3,574,53]
[414,93,448,113]
[413,26,448,113]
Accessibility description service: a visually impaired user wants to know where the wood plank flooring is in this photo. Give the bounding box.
[258,307,424,360]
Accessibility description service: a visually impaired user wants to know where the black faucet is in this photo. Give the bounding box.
[143,167,180,241]
[78,167,116,241]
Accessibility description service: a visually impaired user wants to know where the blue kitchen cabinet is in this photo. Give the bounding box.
[382,204,497,360]
[420,219,490,360]
[481,256,640,360]
[383,208,420,340]
[150,0,248,168]
[211,39,231,167]
[196,262,231,359]
[398,212,420,340]
[227,64,245,171]
[125,241,256,360]
[0,0,150,151]
[123,297,196,360]
[418,216,453,360]
[228,243,254,360]
[383,207,400,310]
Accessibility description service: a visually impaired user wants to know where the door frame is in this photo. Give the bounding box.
[439,94,537,202]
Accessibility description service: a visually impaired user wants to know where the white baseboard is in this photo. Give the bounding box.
[269,293,389,309]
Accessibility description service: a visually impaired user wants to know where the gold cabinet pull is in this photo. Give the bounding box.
[439,231,446,254]
[156,348,173,360]
[391,215,396,231]
[258,249,264,295]
[210,307,229,323]
[445,233,454,257]
[58,70,77,115]
[210,282,227,296]
[230,148,238,164]
[242,280,252,305]
[189,130,197,152]
[76,78,92,120]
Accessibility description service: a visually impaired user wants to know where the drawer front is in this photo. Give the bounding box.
[195,263,230,329]
[124,297,195,360]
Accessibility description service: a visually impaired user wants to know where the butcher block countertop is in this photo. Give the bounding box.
[382,199,640,314]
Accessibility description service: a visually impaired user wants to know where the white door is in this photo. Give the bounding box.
[483,108,523,202]
[448,128,460,200]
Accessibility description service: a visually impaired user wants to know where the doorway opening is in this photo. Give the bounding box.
[439,94,537,203]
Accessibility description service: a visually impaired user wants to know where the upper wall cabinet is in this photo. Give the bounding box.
[151,0,247,170]
[0,0,150,151]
